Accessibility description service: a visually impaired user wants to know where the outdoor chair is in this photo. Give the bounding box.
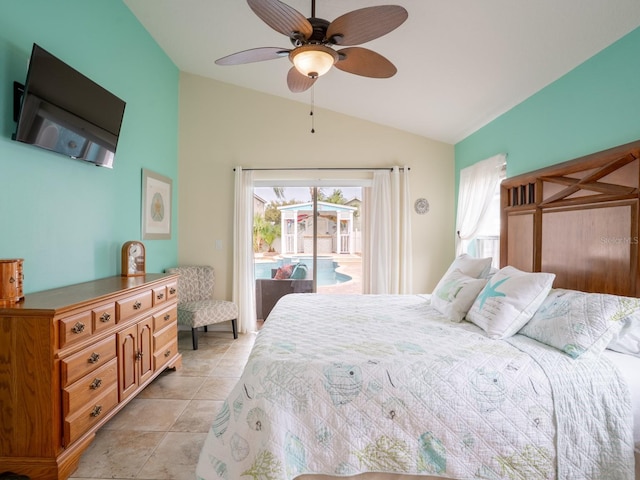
[165,265,238,350]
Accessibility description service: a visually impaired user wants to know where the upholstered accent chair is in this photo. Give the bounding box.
[165,266,238,350]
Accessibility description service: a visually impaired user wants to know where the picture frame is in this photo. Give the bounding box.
[142,169,172,240]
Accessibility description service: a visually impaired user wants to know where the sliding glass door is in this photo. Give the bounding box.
[253,185,363,319]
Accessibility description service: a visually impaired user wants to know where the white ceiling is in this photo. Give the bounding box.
[123,0,640,144]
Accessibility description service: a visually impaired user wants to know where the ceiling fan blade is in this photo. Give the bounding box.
[287,67,317,92]
[334,47,397,78]
[247,0,313,40]
[215,47,289,65]
[326,6,408,46]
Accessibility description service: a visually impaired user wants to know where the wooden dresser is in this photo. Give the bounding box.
[0,274,182,480]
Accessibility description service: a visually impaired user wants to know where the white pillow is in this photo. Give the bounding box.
[431,269,488,322]
[434,254,493,291]
[467,266,555,339]
[521,289,639,359]
[608,312,640,357]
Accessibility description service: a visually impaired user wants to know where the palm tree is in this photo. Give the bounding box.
[325,189,346,204]
[253,214,266,252]
[261,222,281,253]
[273,187,285,199]
[253,214,281,253]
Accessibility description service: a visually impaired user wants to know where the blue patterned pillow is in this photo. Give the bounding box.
[431,269,488,322]
[520,289,640,359]
[466,266,555,339]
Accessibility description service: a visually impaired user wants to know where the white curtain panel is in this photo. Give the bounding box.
[398,167,413,294]
[363,167,413,294]
[363,170,391,294]
[233,167,257,333]
[455,153,506,256]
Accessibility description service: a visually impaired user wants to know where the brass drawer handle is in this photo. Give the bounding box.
[88,352,100,364]
[90,405,102,417]
[100,312,111,323]
[164,349,171,358]
[169,287,176,294]
[90,378,102,390]
[156,293,165,300]
[136,351,144,361]
[164,314,171,321]
[71,322,85,334]
[133,301,142,310]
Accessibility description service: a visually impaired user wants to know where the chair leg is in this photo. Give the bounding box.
[232,319,238,339]
[191,327,198,350]
[204,325,208,332]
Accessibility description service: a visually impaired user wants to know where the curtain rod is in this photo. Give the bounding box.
[233,167,410,172]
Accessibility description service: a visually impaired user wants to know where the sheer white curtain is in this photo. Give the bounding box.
[233,167,257,333]
[455,153,506,256]
[363,167,413,294]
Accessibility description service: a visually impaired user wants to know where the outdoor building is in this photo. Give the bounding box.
[345,197,362,231]
[253,193,266,217]
[278,201,358,255]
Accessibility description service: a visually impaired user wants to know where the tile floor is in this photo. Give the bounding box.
[68,327,257,480]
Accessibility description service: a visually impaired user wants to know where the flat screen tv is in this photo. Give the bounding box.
[13,44,126,168]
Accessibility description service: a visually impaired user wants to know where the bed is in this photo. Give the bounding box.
[197,140,640,480]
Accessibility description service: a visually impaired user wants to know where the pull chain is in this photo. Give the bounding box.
[310,86,315,133]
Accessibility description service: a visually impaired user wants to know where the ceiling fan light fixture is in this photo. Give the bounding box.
[290,45,338,78]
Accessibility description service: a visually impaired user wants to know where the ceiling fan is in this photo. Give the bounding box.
[215,0,408,93]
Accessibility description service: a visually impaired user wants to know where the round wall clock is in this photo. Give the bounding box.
[121,241,146,277]
[414,198,429,215]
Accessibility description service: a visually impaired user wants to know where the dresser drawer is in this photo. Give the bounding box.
[166,281,178,300]
[64,384,118,446]
[153,305,177,331]
[62,358,118,417]
[92,303,116,334]
[59,310,93,349]
[152,286,167,306]
[61,335,117,387]
[116,290,153,322]
[153,322,177,352]
[154,339,178,371]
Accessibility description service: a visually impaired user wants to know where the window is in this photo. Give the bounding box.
[469,177,503,268]
[456,154,506,268]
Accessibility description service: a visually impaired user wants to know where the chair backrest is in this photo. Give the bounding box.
[165,265,215,302]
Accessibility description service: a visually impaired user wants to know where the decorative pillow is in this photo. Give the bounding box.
[433,255,493,297]
[520,289,640,359]
[290,263,308,280]
[607,312,640,357]
[466,266,555,339]
[431,269,488,322]
[273,264,294,279]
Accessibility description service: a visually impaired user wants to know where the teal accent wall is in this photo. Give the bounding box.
[455,26,640,180]
[0,1,179,293]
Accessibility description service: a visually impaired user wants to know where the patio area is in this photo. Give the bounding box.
[254,253,362,294]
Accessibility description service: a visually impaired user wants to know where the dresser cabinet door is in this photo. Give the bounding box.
[117,317,155,402]
[138,316,154,385]
[117,324,138,402]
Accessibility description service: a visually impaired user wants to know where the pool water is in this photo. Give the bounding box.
[255,256,352,286]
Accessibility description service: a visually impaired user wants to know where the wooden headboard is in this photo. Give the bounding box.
[500,139,640,297]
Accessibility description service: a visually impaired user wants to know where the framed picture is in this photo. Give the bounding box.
[142,169,172,240]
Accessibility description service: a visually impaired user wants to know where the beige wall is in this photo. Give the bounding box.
[178,72,456,299]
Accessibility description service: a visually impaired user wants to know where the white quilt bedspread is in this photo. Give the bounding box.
[196,294,634,480]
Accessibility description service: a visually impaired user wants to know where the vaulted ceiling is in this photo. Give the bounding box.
[124,0,640,144]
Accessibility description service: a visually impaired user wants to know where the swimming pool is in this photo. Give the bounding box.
[254,256,352,286]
